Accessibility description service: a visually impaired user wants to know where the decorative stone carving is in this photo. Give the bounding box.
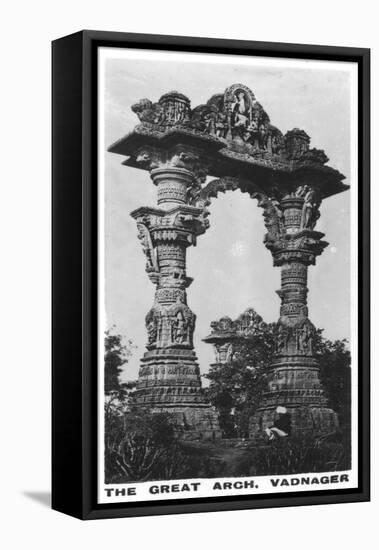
[131,98,163,124]
[168,300,196,347]
[299,148,329,165]
[297,322,314,354]
[136,222,159,277]
[256,194,285,242]
[236,308,266,336]
[132,91,191,126]
[275,318,315,357]
[284,128,310,160]
[158,91,191,125]
[203,308,268,365]
[133,145,209,187]
[249,185,339,436]
[299,186,321,230]
[124,151,222,438]
[145,307,163,347]
[113,84,343,185]
[261,190,328,266]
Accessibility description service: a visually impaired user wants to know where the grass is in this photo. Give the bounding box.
[106,429,351,483]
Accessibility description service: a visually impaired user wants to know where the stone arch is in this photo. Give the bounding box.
[188,176,285,245]
[108,82,347,438]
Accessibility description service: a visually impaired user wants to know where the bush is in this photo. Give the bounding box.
[241,431,351,477]
[105,406,176,483]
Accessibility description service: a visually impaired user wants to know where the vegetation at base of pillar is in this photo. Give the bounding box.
[104,328,178,483]
[204,326,351,438]
[104,326,136,398]
[227,432,351,476]
[105,405,177,483]
[204,323,276,438]
[315,334,351,429]
[104,327,351,483]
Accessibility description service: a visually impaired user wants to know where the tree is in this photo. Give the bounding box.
[315,335,351,428]
[104,326,135,397]
[104,327,137,441]
[204,323,276,437]
[103,328,178,483]
[105,405,176,483]
[204,324,351,437]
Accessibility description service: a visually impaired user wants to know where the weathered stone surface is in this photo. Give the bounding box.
[203,308,267,365]
[249,188,339,436]
[158,407,222,440]
[109,84,348,200]
[127,162,221,439]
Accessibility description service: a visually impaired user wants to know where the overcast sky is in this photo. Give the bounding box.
[100,48,355,383]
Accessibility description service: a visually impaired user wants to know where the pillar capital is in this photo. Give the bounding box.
[150,167,197,209]
[134,143,209,183]
[260,185,328,267]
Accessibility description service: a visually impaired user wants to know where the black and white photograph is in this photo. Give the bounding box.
[2,0,377,545]
[98,47,359,505]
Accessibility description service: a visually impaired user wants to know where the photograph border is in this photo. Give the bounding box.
[52,30,370,520]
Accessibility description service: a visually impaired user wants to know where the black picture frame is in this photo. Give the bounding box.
[52,30,370,520]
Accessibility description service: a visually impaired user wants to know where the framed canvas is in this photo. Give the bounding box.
[52,30,370,520]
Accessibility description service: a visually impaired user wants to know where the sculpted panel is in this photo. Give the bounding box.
[125,84,333,173]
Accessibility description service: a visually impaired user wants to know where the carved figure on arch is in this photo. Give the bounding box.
[171,310,186,344]
[269,126,284,155]
[231,91,251,137]
[297,322,314,355]
[131,98,163,124]
[254,193,284,242]
[300,187,321,230]
[276,324,289,353]
[258,123,269,150]
[136,222,159,273]
[215,111,227,138]
[145,307,163,346]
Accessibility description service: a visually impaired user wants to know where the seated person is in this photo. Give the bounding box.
[265,406,291,440]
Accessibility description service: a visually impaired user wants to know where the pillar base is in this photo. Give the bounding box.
[249,405,339,438]
[249,353,339,437]
[135,349,206,406]
[151,404,222,440]
[134,349,222,440]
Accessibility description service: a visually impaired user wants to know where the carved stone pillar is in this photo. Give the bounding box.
[130,148,221,440]
[250,186,339,436]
